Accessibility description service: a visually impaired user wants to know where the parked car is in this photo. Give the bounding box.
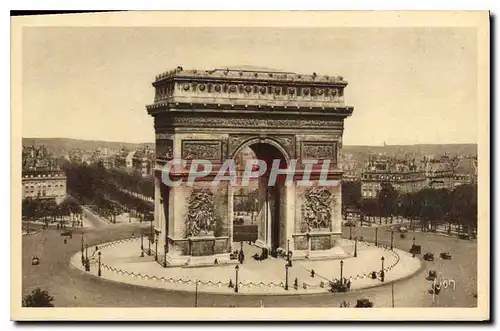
[233,218,244,225]
[423,253,434,261]
[410,245,421,254]
[399,226,408,233]
[355,299,373,308]
[31,256,40,265]
[440,252,452,260]
[429,283,441,295]
[60,230,72,237]
[458,232,470,240]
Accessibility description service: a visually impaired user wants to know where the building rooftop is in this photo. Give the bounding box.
[154,66,347,85]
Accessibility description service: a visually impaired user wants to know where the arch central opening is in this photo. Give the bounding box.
[232,141,288,258]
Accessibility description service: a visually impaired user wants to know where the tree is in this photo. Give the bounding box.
[22,288,54,307]
[378,182,398,224]
[452,184,477,233]
[360,198,379,224]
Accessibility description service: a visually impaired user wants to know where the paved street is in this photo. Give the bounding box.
[22,224,477,307]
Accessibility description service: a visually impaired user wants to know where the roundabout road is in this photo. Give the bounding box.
[22,224,477,307]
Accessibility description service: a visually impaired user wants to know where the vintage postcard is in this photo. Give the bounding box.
[11,11,490,321]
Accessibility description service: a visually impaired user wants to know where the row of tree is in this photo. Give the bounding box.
[61,161,154,222]
[22,196,83,226]
[342,181,477,233]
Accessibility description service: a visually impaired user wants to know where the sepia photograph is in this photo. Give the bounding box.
[10,11,490,321]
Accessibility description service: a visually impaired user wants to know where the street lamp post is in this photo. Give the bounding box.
[140,232,144,257]
[390,230,394,250]
[148,233,152,256]
[354,237,358,257]
[340,260,344,285]
[381,256,385,282]
[81,233,85,266]
[234,265,239,293]
[413,236,416,247]
[85,244,89,272]
[155,237,158,261]
[375,227,378,246]
[194,280,199,307]
[163,244,167,267]
[98,252,101,277]
[287,239,290,262]
[349,225,352,240]
[149,218,153,255]
[285,264,289,290]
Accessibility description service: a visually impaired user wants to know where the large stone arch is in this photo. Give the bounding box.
[147,67,354,267]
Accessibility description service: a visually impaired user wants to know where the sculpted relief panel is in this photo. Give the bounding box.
[300,187,334,231]
[185,188,217,237]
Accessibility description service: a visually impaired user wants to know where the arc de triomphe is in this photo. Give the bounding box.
[146,67,354,267]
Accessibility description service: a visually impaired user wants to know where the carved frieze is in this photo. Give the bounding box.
[185,188,217,237]
[182,140,222,161]
[301,141,338,162]
[170,116,344,130]
[301,187,334,231]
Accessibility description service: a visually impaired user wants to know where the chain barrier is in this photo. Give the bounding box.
[99,262,287,289]
[94,235,403,291]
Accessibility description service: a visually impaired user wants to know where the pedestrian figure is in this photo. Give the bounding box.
[238,249,245,264]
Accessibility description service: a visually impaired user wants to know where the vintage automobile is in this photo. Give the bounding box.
[428,283,442,295]
[31,256,40,266]
[423,253,434,261]
[427,269,437,281]
[399,226,408,233]
[458,232,470,240]
[60,230,73,237]
[355,299,374,308]
[440,252,452,260]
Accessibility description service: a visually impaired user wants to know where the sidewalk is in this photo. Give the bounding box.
[71,238,421,295]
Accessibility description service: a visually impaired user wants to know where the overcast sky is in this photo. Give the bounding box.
[22,27,478,145]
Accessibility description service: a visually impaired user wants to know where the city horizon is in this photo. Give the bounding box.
[22,136,479,148]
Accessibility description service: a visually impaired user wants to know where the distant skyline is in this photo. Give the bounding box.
[21,136,478,147]
[22,27,478,145]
